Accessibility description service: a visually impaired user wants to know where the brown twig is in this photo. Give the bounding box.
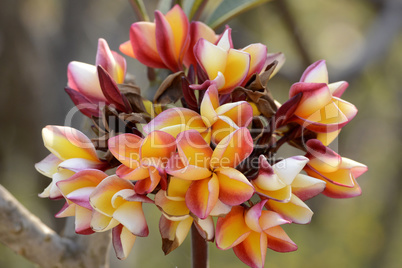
[191,224,209,268]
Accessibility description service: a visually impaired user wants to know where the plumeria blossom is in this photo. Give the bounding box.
[66,38,126,117]
[253,155,326,224]
[108,130,176,194]
[277,60,357,134]
[165,128,254,219]
[89,175,153,259]
[35,125,107,199]
[303,139,368,198]
[193,28,267,94]
[120,5,189,72]
[216,200,297,268]
[144,85,253,143]
[56,169,108,234]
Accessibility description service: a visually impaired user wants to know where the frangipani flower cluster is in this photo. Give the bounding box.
[36,4,367,268]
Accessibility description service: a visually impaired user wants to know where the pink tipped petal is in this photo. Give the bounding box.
[212,128,253,169]
[216,206,251,250]
[130,22,166,69]
[210,199,232,217]
[58,158,107,173]
[267,195,313,224]
[200,85,220,127]
[306,139,341,173]
[90,176,135,217]
[244,200,267,233]
[159,215,193,254]
[220,49,250,94]
[215,101,253,128]
[340,158,368,178]
[242,43,267,82]
[233,231,267,268]
[155,190,189,218]
[134,167,161,194]
[108,133,142,168]
[113,201,148,237]
[42,126,99,162]
[65,187,95,210]
[112,225,137,260]
[176,130,213,167]
[95,38,126,83]
[166,159,212,181]
[328,81,348,97]
[300,60,328,83]
[273,156,309,185]
[67,61,105,102]
[291,174,326,201]
[116,164,149,181]
[184,21,218,67]
[186,175,219,219]
[323,178,362,198]
[140,131,176,161]
[254,155,286,191]
[195,38,228,80]
[316,129,341,146]
[74,206,94,235]
[45,169,75,199]
[215,167,254,206]
[290,82,332,117]
[35,154,62,177]
[210,115,239,144]
[55,202,75,218]
[119,40,135,58]
[333,97,358,122]
[97,66,129,112]
[259,210,290,231]
[143,107,207,136]
[91,210,119,232]
[155,11,178,71]
[216,28,233,51]
[265,226,297,252]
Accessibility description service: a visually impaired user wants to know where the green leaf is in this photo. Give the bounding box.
[183,0,208,20]
[206,0,273,29]
[129,0,150,21]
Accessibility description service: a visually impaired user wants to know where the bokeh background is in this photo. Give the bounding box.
[1,0,401,267]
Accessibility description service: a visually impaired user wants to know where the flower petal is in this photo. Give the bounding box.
[159,214,193,254]
[216,205,251,250]
[42,126,99,162]
[74,206,94,235]
[267,194,313,224]
[155,190,190,218]
[95,38,126,84]
[113,201,148,237]
[67,61,105,102]
[300,60,328,84]
[130,22,166,68]
[194,216,215,241]
[273,156,309,185]
[233,231,267,268]
[108,133,142,168]
[90,175,135,217]
[140,130,176,163]
[119,40,135,58]
[184,21,218,68]
[35,153,62,178]
[186,174,219,219]
[200,85,219,127]
[291,174,326,201]
[176,130,213,167]
[215,167,254,206]
[265,226,297,252]
[112,225,137,260]
[143,107,207,137]
[195,38,228,81]
[220,49,250,94]
[215,101,253,128]
[305,139,341,173]
[211,128,253,169]
[242,43,267,83]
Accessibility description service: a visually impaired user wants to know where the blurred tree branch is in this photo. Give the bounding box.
[0,184,111,268]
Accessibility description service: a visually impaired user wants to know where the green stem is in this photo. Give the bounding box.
[191,224,209,268]
[129,0,149,21]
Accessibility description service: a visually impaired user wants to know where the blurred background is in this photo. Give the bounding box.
[0,0,401,267]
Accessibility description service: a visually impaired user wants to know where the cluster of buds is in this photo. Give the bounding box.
[36,5,367,268]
